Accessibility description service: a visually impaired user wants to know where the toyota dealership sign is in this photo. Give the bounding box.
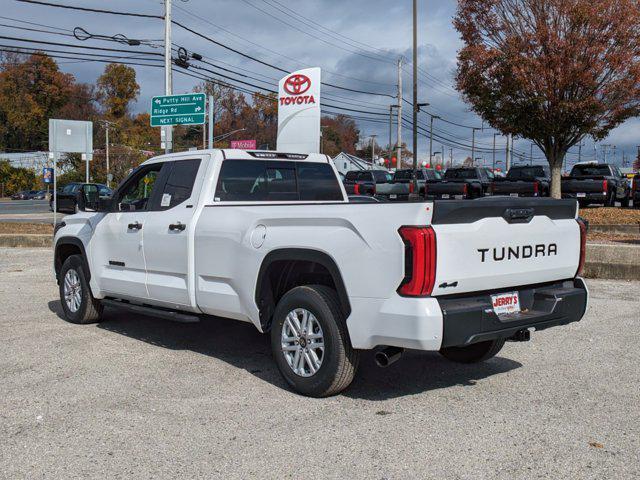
[277,67,321,153]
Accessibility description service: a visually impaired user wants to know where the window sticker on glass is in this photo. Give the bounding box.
[161,193,172,207]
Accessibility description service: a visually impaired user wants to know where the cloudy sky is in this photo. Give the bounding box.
[6,0,639,168]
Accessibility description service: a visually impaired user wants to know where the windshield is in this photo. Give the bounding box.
[571,165,611,176]
[444,168,477,179]
[507,166,548,179]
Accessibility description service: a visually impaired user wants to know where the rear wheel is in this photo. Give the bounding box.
[440,339,505,364]
[59,255,103,324]
[606,190,616,207]
[620,194,630,208]
[270,285,359,397]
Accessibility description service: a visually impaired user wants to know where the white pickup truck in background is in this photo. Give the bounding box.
[53,149,588,397]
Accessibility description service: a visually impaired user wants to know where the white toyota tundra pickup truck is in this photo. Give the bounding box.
[53,149,588,397]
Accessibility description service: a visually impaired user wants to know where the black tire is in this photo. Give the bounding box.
[440,339,505,364]
[620,194,630,208]
[606,190,616,207]
[58,254,103,324]
[270,285,359,397]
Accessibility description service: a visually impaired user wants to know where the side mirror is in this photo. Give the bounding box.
[76,184,100,212]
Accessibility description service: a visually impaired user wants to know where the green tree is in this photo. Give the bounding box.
[96,63,140,119]
[455,0,640,197]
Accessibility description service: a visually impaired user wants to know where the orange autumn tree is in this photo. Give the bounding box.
[455,0,640,197]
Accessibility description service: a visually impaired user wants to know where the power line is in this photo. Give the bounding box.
[15,0,162,19]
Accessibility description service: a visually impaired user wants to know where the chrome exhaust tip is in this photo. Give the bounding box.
[374,346,404,368]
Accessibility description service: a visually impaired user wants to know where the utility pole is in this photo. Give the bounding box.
[397,57,403,168]
[530,143,534,165]
[471,127,480,164]
[105,123,110,188]
[163,0,173,154]
[412,0,418,185]
[506,134,512,171]
[492,133,498,171]
[578,142,582,162]
[449,148,453,168]
[208,94,214,148]
[429,114,440,165]
[388,105,397,160]
[370,134,377,169]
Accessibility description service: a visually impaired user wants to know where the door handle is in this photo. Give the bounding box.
[128,222,142,230]
[169,222,186,231]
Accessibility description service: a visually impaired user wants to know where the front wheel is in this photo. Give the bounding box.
[270,285,359,397]
[59,254,103,324]
[440,339,505,364]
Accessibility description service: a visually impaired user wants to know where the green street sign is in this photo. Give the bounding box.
[150,93,206,127]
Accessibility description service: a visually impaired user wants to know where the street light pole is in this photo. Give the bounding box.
[471,127,480,164]
[163,0,173,154]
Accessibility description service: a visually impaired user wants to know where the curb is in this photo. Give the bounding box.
[0,234,52,248]
[589,224,640,235]
[584,243,640,281]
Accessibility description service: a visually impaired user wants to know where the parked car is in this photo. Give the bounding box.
[376,168,442,201]
[491,165,550,198]
[424,166,494,200]
[562,163,630,207]
[54,148,588,397]
[11,190,37,200]
[632,174,640,209]
[31,190,47,200]
[51,183,113,213]
[343,169,393,196]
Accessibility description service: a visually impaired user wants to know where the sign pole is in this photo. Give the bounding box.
[208,94,214,149]
[52,152,57,227]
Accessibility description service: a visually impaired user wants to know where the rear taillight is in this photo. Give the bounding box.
[633,177,638,192]
[576,218,587,277]
[397,226,437,297]
[533,181,539,196]
[409,182,415,194]
[463,183,469,198]
[372,183,376,195]
[490,183,495,194]
[354,183,360,195]
[602,179,608,194]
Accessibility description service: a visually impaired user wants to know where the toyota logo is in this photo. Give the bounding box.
[283,74,311,95]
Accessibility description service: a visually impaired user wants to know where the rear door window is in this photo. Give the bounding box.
[151,159,201,210]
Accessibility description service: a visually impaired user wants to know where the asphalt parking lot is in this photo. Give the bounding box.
[1,248,638,479]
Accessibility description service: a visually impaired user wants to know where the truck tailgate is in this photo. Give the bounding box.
[430,198,580,297]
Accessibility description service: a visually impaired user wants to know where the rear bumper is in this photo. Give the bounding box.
[563,192,607,203]
[439,278,588,348]
[425,193,467,200]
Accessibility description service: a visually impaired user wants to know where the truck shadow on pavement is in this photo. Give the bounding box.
[48,301,522,401]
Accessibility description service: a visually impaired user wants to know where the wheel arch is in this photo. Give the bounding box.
[255,248,351,331]
[54,236,90,283]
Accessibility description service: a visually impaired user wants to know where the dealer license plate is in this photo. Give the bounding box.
[577,193,586,198]
[510,193,519,197]
[441,194,450,199]
[491,291,521,315]
[390,194,397,199]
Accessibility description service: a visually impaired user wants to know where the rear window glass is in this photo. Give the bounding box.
[298,163,343,201]
[394,170,425,181]
[215,160,343,202]
[507,166,549,179]
[444,169,477,179]
[571,165,611,176]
